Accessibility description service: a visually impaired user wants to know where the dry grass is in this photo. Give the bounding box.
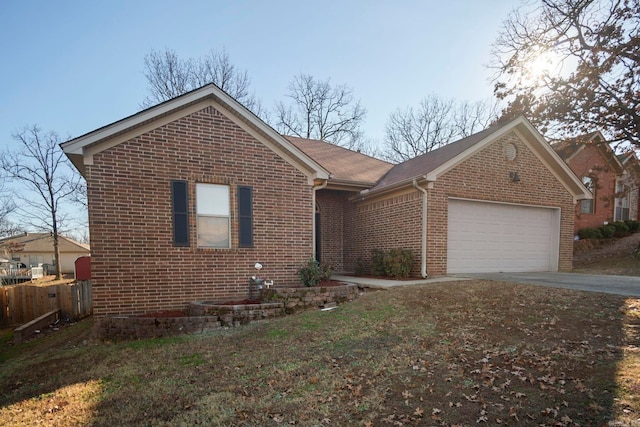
[1,279,640,426]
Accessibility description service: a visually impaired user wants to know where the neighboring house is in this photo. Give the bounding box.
[0,233,90,274]
[553,132,625,233]
[616,151,640,222]
[62,84,589,318]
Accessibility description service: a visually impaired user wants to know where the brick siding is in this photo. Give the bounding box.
[564,145,619,231]
[426,132,575,275]
[344,190,423,276]
[316,190,350,271]
[340,131,575,276]
[87,106,313,317]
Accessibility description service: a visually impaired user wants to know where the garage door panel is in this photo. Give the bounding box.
[447,199,559,273]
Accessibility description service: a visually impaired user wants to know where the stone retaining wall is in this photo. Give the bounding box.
[189,301,285,326]
[94,284,360,341]
[95,315,221,341]
[262,283,360,313]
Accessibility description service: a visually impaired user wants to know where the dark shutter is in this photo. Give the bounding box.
[238,186,253,247]
[171,180,189,246]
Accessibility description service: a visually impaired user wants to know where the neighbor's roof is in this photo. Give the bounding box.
[552,132,624,174]
[551,132,603,160]
[363,115,591,201]
[286,136,393,188]
[0,233,90,253]
[61,84,330,184]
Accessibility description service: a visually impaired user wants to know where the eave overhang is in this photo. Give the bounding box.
[61,84,330,185]
[351,116,592,204]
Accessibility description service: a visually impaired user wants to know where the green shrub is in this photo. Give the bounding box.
[297,258,333,287]
[577,228,602,240]
[383,248,413,279]
[371,249,386,276]
[599,225,616,239]
[625,220,640,233]
[612,221,630,236]
[319,262,334,281]
[370,248,414,278]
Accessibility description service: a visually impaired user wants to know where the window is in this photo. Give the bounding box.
[196,183,230,248]
[238,186,253,247]
[581,176,594,214]
[171,180,189,246]
[615,182,630,221]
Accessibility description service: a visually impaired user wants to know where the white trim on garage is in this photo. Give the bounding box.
[447,198,560,273]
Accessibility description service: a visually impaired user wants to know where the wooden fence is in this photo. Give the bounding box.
[0,280,92,326]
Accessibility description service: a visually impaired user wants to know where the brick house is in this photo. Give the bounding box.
[553,132,626,233]
[62,84,589,317]
[616,151,640,222]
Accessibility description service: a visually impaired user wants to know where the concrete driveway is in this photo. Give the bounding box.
[456,272,640,297]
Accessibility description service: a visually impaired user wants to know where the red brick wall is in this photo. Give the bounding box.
[427,132,575,275]
[86,106,313,317]
[343,131,575,276]
[344,190,423,276]
[564,145,618,232]
[316,190,349,271]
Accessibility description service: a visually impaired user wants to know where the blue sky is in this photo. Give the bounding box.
[1,0,521,236]
[1,0,520,147]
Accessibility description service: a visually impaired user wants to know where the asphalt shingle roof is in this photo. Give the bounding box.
[286,136,393,185]
[0,233,90,253]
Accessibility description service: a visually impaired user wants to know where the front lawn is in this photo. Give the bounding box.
[1,280,639,426]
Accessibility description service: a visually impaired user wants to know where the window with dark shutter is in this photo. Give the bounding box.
[238,186,253,247]
[172,180,189,246]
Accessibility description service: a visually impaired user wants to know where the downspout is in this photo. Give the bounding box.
[412,179,429,278]
[312,180,328,260]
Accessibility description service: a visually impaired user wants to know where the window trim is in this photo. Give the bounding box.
[580,176,595,214]
[196,183,231,249]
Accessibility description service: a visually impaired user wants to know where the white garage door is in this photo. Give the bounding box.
[447,199,559,273]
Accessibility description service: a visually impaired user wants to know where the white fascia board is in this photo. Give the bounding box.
[423,117,592,201]
[515,120,592,200]
[424,117,525,182]
[61,84,329,182]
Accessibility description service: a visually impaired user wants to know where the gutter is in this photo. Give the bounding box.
[412,178,429,278]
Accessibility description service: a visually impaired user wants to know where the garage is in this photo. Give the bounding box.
[447,199,560,273]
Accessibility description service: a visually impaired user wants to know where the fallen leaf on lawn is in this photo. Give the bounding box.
[414,407,424,417]
[588,402,604,412]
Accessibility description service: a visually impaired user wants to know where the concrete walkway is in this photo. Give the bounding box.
[332,274,468,289]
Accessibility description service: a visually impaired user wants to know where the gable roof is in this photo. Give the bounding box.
[286,136,393,189]
[362,116,590,202]
[552,131,624,174]
[370,125,498,192]
[61,84,330,185]
[0,233,90,253]
[618,151,640,174]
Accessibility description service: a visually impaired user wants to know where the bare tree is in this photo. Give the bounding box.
[453,99,501,138]
[142,48,266,118]
[0,126,82,279]
[0,179,19,238]
[383,95,499,163]
[491,0,640,146]
[274,74,367,149]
